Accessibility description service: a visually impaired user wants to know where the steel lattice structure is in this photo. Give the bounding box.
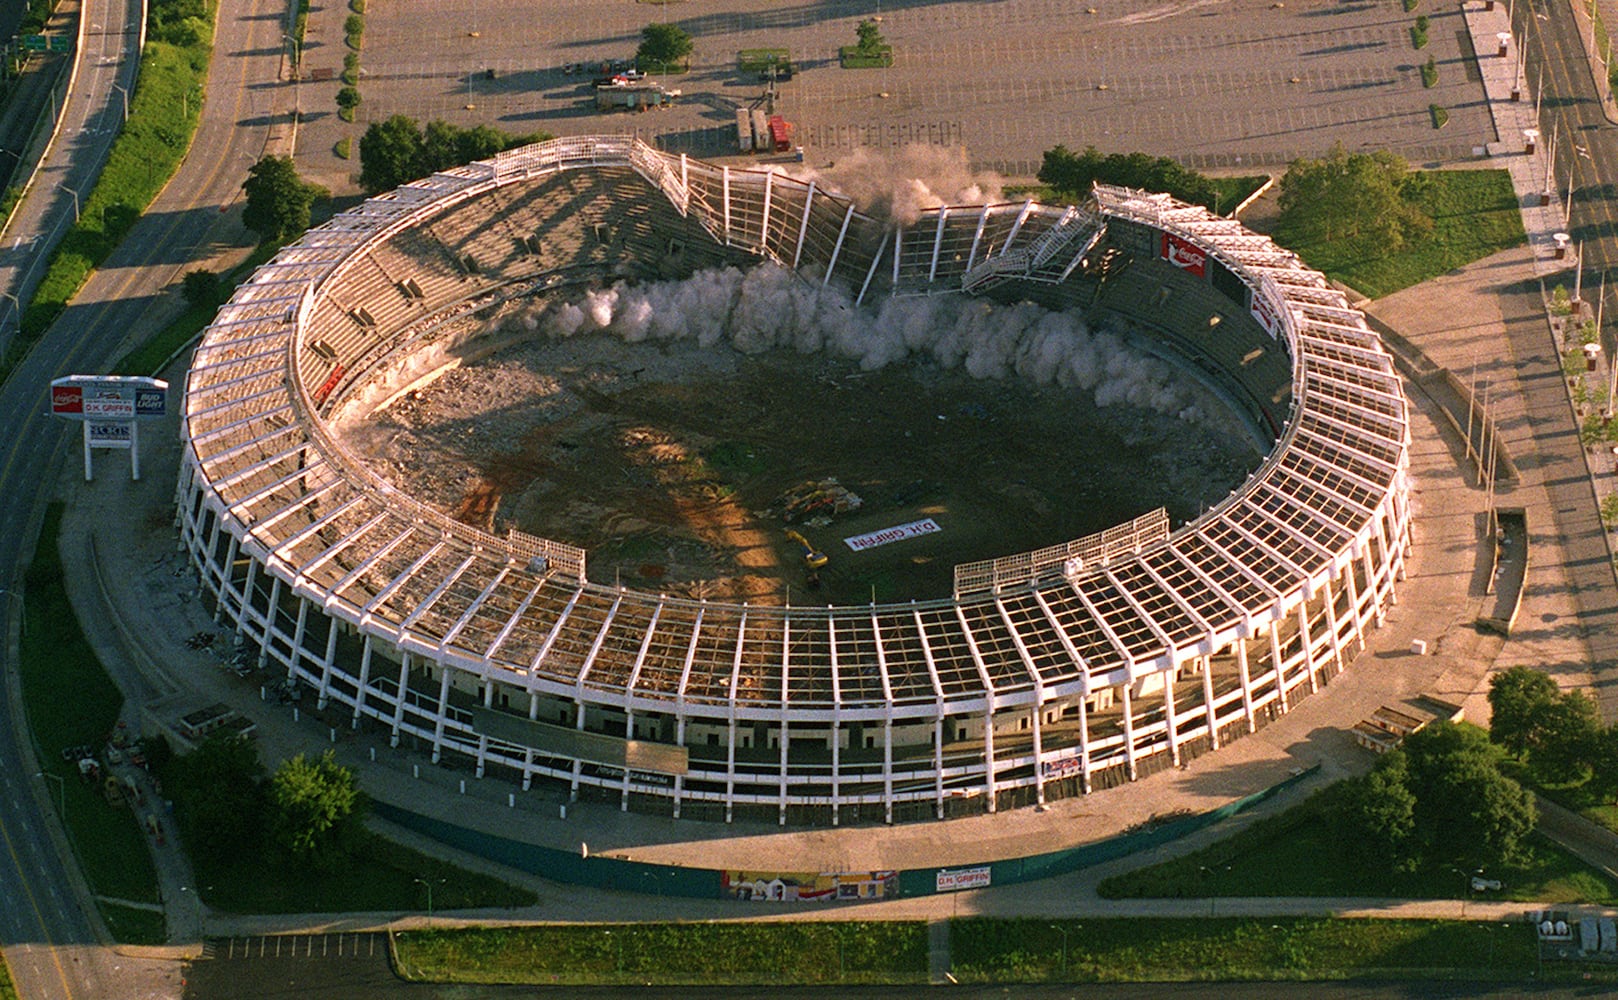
[178,136,1409,826]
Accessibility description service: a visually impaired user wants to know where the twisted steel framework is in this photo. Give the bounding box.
[178,136,1409,826]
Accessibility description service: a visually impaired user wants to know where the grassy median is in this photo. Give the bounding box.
[18,503,164,941]
[951,917,1535,982]
[393,921,929,986]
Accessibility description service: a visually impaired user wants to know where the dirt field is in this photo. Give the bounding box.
[345,324,1257,606]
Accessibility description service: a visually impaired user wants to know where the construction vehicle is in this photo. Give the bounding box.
[736,73,794,153]
[784,529,829,570]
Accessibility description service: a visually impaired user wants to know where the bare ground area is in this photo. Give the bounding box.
[342,332,1258,606]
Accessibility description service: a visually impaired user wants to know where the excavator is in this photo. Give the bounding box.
[784,529,828,570]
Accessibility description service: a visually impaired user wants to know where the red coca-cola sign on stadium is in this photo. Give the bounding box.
[51,385,83,414]
[1160,232,1207,278]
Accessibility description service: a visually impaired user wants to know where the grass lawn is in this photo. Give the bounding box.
[839,45,893,68]
[1281,168,1524,299]
[100,903,167,946]
[737,48,790,74]
[19,504,163,919]
[0,953,15,1000]
[183,826,535,915]
[1097,788,1617,903]
[393,921,929,986]
[951,917,1538,983]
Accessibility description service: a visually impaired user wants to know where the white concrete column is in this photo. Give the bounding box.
[1162,670,1180,767]
[1236,636,1256,733]
[1030,696,1046,808]
[260,576,283,670]
[882,716,895,823]
[1120,681,1138,780]
[1298,600,1317,695]
[982,707,997,812]
[315,607,339,706]
[778,716,790,825]
[1200,654,1220,751]
[933,716,945,819]
[1077,692,1093,793]
[352,635,374,727]
[390,651,412,745]
[430,663,453,764]
[1269,618,1289,713]
[1342,558,1367,651]
[287,592,309,675]
[673,713,686,820]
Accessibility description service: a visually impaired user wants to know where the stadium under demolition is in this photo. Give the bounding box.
[179,137,1410,826]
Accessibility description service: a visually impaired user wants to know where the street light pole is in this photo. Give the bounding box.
[1049,923,1068,977]
[413,876,443,926]
[35,770,65,816]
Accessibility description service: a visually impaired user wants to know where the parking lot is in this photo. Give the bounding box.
[288,0,1493,189]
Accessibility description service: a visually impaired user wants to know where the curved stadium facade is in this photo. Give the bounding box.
[177,136,1410,826]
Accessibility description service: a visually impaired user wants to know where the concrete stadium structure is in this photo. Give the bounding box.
[177,136,1410,827]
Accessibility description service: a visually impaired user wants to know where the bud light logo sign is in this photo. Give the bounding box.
[134,388,166,417]
[52,385,83,414]
[1160,232,1207,278]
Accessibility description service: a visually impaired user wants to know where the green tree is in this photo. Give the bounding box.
[636,23,693,69]
[1488,666,1561,758]
[359,114,426,193]
[269,750,365,864]
[241,155,326,244]
[1340,749,1419,872]
[1530,689,1603,782]
[1589,724,1618,801]
[170,735,267,862]
[1038,144,1218,211]
[855,19,886,54]
[1274,143,1433,259]
[1402,722,1535,867]
[181,268,221,309]
[336,85,362,117]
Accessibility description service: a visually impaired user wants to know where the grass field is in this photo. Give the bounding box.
[0,952,15,1000]
[183,825,535,915]
[1097,788,1617,904]
[951,917,1537,983]
[393,921,929,986]
[1282,169,1524,300]
[99,903,167,946]
[18,504,164,929]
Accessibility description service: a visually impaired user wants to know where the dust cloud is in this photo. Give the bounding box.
[509,263,1230,428]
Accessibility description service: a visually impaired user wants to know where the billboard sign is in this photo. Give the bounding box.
[1159,231,1207,278]
[843,518,942,553]
[49,375,168,421]
[1250,289,1282,341]
[87,422,132,446]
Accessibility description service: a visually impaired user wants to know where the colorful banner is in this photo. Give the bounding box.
[724,869,898,902]
[1250,290,1282,340]
[843,518,941,552]
[1159,231,1207,278]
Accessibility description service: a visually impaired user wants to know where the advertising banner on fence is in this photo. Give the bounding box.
[724,869,899,902]
[844,518,941,552]
[935,865,992,893]
[1159,231,1207,278]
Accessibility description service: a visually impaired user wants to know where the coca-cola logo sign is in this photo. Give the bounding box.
[52,386,83,413]
[1160,232,1206,277]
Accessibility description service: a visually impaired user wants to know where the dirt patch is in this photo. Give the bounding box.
[341,332,1258,605]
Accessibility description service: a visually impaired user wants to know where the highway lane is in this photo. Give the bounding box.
[1514,0,1618,712]
[0,0,142,352]
[0,0,295,996]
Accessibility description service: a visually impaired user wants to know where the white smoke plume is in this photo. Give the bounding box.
[508,264,1230,427]
[780,145,1005,226]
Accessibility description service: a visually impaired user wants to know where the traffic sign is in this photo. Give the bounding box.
[47,35,69,53]
[22,35,45,52]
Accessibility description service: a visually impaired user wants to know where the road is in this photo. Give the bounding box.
[0,0,297,997]
[0,0,142,349]
[1514,0,1618,714]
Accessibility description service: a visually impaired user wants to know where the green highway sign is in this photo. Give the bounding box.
[21,35,46,52]
[48,35,69,53]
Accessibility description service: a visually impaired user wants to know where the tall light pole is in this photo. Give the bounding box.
[110,83,128,122]
[413,876,443,926]
[35,770,65,816]
[1049,922,1068,977]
